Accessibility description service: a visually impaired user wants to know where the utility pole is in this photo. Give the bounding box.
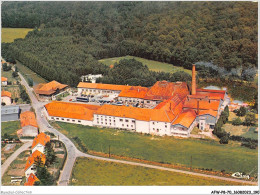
[190,155,192,171]
[109,145,111,158]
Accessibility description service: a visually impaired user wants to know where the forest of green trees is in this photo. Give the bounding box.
[1,1,257,87]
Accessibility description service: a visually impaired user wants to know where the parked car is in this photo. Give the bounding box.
[69,99,72,101]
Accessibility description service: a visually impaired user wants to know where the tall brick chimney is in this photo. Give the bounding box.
[197,100,200,115]
[192,64,196,95]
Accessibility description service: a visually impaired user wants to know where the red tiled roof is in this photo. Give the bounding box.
[24,150,46,171]
[118,86,149,99]
[20,111,38,128]
[31,133,50,150]
[1,77,7,82]
[196,88,226,100]
[24,173,39,186]
[144,81,188,101]
[183,98,220,111]
[172,109,196,128]
[77,82,131,91]
[197,88,226,94]
[94,103,182,122]
[199,109,218,117]
[1,90,11,98]
[45,101,101,121]
[34,80,68,95]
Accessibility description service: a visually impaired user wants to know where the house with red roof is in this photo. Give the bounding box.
[1,77,7,86]
[19,111,38,137]
[1,90,12,105]
[31,132,50,154]
[24,150,46,178]
[24,173,39,186]
[34,80,68,100]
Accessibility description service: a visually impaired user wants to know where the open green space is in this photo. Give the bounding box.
[1,28,34,43]
[71,158,243,186]
[1,121,21,139]
[53,122,258,175]
[1,69,20,84]
[99,56,192,74]
[2,85,27,104]
[15,60,47,86]
[223,112,258,140]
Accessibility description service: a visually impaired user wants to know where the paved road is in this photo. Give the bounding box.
[18,72,79,186]
[1,141,32,177]
[17,71,258,186]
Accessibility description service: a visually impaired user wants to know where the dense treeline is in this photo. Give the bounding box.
[1,1,257,87]
[97,59,192,87]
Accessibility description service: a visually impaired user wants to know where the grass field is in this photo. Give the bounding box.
[71,158,244,186]
[16,60,47,86]
[99,56,192,74]
[53,122,258,175]
[1,70,20,84]
[223,112,258,140]
[1,28,34,43]
[1,121,21,139]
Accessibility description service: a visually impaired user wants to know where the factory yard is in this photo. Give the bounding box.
[53,122,258,177]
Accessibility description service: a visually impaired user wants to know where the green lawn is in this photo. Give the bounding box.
[54,122,258,175]
[71,158,244,186]
[1,70,20,84]
[1,28,34,43]
[223,112,258,140]
[99,56,191,74]
[1,121,21,139]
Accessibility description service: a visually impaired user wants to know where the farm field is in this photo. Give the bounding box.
[15,60,47,86]
[1,28,34,43]
[53,122,258,175]
[71,158,243,186]
[1,121,21,140]
[99,56,192,74]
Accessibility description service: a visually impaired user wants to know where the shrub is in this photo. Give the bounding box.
[232,117,242,126]
[236,106,247,116]
[219,135,229,144]
[244,112,256,126]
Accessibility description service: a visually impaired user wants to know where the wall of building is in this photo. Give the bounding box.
[22,126,38,137]
[1,113,19,122]
[2,81,7,85]
[25,166,36,178]
[32,144,45,154]
[149,121,171,136]
[135,120,150,134]
[49,116,93,126]
[78,88,121,95]
[93,114,136,130]
[1,97,12,105]
[171,120,196,137]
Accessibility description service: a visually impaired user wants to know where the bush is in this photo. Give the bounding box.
[232,117,242,126]
[244,112,256,126]
[12,71,18,77]
[219,135,229,144]
[236,106,247,116]
[55,151,65,154]
[241,141,257,149]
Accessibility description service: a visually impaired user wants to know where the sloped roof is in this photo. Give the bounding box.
[31,132,50,149]
[183,98,220,111]
[94,104,182,123]
[45,101,101,121]
[24,150,46,171]
[144,81,188,101]
[20,111,38,128]
[24,173,39,186]
[1,90,11,98]
[196,88,226,100]
[118,86,149,99]
[198,109,218,117]
[1,77,7,82]
[34,80,68,95]
[77,82,131,91]
[172,109,197,128]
